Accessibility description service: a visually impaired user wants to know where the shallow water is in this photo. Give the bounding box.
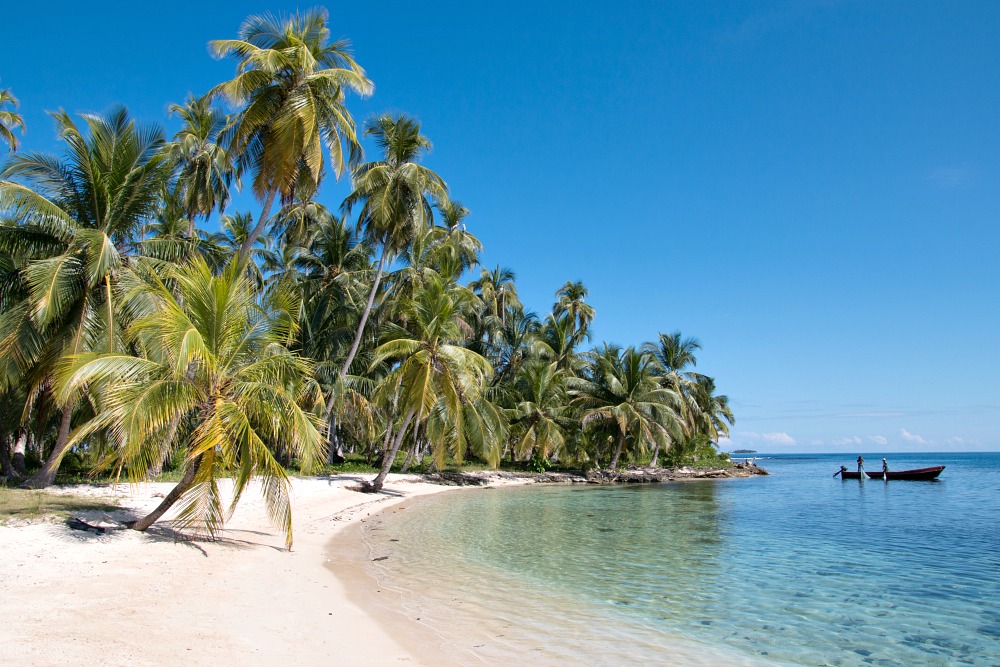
[363,453,1000,666]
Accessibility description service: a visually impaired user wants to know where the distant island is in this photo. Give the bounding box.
[731,449,757,454]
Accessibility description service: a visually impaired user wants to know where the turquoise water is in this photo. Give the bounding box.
[365,453,1000,666]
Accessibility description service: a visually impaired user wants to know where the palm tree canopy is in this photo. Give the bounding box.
[0,86,26,154]
[570,346,680,466]
[343,113,447,252]
[210,8,373,202]
[167,94,233,223]
[55,258,324,548]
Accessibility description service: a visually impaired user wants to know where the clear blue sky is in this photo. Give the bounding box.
[3,1,997,452]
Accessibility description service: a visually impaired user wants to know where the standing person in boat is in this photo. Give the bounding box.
[882,458,889,474]
[857,455,864,473]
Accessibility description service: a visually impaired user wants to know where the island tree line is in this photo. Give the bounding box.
[0,9,733,545]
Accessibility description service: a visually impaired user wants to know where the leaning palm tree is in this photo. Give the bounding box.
[55,258,324,548]
[0,86,25,153]
[570,346,680,469]
[338,113,447,379]
[0,107,171,488]
[210,8,373,262]
[366,273,493,492]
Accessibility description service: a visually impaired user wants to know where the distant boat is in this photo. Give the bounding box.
[835,466,945,481]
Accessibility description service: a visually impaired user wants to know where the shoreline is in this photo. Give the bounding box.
[0,468,763,665]
[0,475,470,666]
[342,478,777,667]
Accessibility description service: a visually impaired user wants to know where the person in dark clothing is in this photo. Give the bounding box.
[882,458,889,474]
[857,455,865,473]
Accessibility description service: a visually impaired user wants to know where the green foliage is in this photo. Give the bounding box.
[0,9,739,538]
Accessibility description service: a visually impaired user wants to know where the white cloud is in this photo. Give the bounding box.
[927,166,973,190]
[868,435,888,445]
[832,436,863,446]
[900,428,929,444]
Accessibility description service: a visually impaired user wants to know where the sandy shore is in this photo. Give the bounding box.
[0,474,490,666]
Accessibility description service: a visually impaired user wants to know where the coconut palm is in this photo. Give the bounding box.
[0,107,171,488]
[338,113,447,379]
[489,306,540,386]
[554,280,594,342]
[166,94,232,235]
[690,375,734,442]
[430,200,481,275]
[570,346,680,469]
[509,362,571,462]
[55,258,324,548]
[642,331,717,463]
[470,266,519,329]
[366,273,493,492]
[535,314,585,373]
[643,331,703,390]
[210,8,373,262]
[0,86,25,153]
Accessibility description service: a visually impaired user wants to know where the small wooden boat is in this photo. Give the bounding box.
[865,466,945,480]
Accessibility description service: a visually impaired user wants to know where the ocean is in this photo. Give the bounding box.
[361,452,1000,666]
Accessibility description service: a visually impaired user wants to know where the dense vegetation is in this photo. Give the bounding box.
[0,10,732,545]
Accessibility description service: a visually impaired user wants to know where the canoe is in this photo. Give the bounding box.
[865,466,945,480]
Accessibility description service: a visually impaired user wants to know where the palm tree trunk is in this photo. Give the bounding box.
[0,433,12,478]
[21,408,73,489]
[237,188,278,265]
[368,408,415,492]
[339,248,387,378]
[11,430,26,476]
[400,441,417,473]
[609,431,626,470]
[131,455,204,531]
[400,422,423,473]
[649,443,660,468]
[326,416,346,464]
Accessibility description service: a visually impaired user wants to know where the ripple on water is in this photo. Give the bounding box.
[366,453,1000,667]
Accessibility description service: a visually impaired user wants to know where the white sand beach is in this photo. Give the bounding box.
[0,475,495,666]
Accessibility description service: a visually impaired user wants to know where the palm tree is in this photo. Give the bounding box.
[570,346,679,469]
[0,107,171,488]
[642,331,715,464]
[205,212,278,280]
[690,375,734,442]
[509,362,571,462]
[554,280,594,342]
[338,113,447,379]
[366,273,493,492]
[210,8,373,262]
[166,94,232,235]
[55,258,324,548]
[470,266,519,329]
[535,314,585,373]
[643,331,703,391]
[0,86,25,153]
[430,200,481,276]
